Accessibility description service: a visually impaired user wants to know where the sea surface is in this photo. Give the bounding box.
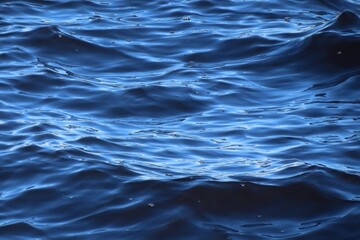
[1,0,360,239]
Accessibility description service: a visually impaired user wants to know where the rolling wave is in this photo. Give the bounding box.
[0,0,359,239]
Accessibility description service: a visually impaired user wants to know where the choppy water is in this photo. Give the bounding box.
[1,0,360,239]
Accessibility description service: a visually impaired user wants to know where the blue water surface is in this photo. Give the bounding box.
[0,0,360,239]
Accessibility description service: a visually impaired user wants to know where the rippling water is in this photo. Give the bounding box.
[1,0,360,239]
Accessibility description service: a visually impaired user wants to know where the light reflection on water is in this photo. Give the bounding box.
[0,0,359,239]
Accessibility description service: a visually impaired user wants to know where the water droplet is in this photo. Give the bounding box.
[148,203,155,207]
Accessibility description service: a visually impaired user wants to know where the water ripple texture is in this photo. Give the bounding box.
[0,0,359,239]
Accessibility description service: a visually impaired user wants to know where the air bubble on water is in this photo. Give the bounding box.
[182,17,191,21]
[148,203,155,207]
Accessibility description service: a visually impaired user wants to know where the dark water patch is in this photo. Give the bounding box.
[0,222,46,239]
[323,11,360,32]
[290,32,360,72]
